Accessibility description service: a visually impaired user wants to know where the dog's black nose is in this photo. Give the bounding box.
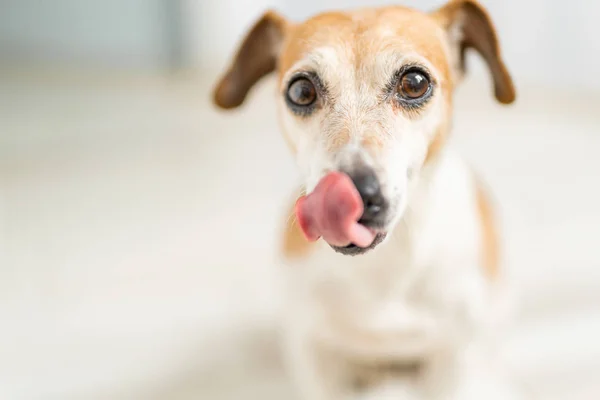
[348,169,387,226]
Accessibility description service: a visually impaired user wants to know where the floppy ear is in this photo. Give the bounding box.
[433,0,516,104]
[213,11,288,109]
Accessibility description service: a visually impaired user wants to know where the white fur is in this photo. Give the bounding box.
[282,150,522,399]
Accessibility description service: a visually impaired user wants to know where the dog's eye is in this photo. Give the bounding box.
[398,71,430,99]
[287,78,316,106]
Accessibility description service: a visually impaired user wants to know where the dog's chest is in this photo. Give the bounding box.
[294,234,479,361]
[313,244,433,326]
[287,151,483,356]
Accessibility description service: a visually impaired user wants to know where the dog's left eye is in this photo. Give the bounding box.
[398,70,430,99]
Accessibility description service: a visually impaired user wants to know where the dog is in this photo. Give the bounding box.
[213,1,523,399]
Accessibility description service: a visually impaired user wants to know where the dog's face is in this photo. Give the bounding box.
[277,9,455,236]
[214,1,514,253]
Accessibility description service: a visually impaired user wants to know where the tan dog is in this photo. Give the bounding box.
[214,1,522,399]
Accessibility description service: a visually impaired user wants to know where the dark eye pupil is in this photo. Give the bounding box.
[288,78,316,106]
[400,72,429,98]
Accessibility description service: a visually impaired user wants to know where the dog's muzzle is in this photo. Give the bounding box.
[295,167,391,256]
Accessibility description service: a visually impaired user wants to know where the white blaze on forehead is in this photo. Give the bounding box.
[309,45,352,70]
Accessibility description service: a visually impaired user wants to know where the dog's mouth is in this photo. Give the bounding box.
[330,232,387,255]
[295,172,388,256]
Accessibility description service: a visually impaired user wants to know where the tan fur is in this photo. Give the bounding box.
[475,180,500,279]
[282,193,315,259]
[424,124,450,164]
[278,8,452,85]
[273,7,463,173]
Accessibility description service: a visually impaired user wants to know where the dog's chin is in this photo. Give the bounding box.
[330,232,388,256]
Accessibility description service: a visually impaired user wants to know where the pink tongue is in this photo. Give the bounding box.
[295,172,376,248]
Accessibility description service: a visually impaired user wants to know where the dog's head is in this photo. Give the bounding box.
[214,1,515,255]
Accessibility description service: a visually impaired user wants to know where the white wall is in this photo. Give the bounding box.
[0,0,173,69]
[182,0,284,68]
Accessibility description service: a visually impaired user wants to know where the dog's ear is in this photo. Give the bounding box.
[433,0,515,104]
[213,11,288,109]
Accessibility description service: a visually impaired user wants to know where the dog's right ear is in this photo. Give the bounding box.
[213,11,288,109]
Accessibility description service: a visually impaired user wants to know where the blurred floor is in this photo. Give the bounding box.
[1,69,599,399]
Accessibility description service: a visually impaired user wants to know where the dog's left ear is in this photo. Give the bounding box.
[213,11,289,109]
[433,0,516,104]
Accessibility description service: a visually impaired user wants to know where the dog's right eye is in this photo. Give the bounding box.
[287,78,317,107]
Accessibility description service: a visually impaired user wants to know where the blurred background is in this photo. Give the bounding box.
[1,0,599,399]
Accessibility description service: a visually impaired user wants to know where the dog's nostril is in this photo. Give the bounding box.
[361,199,385,223]
[365,202,382,215]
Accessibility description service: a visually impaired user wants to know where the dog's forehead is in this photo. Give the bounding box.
[278,7,450,83]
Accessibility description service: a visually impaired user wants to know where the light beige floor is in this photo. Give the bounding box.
[1,69,599,399]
